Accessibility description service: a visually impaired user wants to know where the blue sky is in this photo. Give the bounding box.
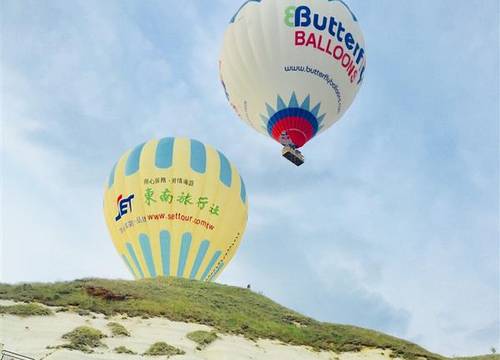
[1,0,498,356]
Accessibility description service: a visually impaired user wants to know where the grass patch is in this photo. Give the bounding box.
[114,346,136,354]
[0,278,451,359]
[59,326,107,353]
[107,322,130,337]
[0,303,53,317]
[143,342,185,356]
[187,330,218,349]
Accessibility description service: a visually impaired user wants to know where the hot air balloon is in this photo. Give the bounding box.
[220,0,366,166]
[103,138,248,282]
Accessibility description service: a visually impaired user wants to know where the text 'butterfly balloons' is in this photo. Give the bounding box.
[220,0,366,165]
[104,137,248,282]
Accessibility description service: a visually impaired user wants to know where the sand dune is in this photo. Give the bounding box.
[0,300,401,360]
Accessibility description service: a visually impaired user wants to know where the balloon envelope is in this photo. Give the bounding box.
[103,138,248,282]
[220,0,366,150]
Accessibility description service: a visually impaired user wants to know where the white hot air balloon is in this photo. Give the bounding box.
[220,0,366,165]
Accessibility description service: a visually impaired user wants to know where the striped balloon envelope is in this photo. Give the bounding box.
[103,138,248,282]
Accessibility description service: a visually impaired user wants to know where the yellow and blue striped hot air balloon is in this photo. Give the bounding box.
[103,137,248,282]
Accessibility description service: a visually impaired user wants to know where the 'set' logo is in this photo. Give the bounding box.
[115,194,135,221]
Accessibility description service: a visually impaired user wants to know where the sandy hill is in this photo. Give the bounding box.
[0,278,496,360]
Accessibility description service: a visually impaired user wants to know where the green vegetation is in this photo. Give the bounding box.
[107,322,130,337]
[0,278,456,359]
[114,346,136,354]
[454,356,500,360]
[59,326,107,353]
[143,342,185,356]
[187,330,218,349]
[0,303,53,317]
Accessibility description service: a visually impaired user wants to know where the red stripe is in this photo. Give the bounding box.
[271,117,314,148]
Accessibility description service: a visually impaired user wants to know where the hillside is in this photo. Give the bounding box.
[0,278,497,360]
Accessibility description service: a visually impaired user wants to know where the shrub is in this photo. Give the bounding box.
[60,326,107,353]
[114,346,136,354]
[186,330,218,349]
[107,322,131,337]
[0,303,53,317]
[143,342,185,356]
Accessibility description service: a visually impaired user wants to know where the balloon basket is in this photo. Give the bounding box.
[282,146,304,166]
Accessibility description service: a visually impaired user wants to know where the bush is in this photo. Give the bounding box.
[60,326,107,353]
[186,330,218,349]
[114,346,136,354]
[107,322,131,337]
[0,303,53,317]
[143,342,185,356]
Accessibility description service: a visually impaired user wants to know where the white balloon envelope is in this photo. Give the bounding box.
[220,0,366,165]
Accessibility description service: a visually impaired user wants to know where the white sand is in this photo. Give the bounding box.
[0,300,402,360]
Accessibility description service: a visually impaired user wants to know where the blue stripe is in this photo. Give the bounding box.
[190,240,210,279]
[190,140,206,173]
[177,233,192,277]
[155,137,174,169]
[139,234,157,277]
[122,255,136,278]
[160,231,171,277]
[200,251,222,281]
[240,176,247,204]
[267,108,319,136]
[126,243,144,278]
[218,151,232,187]
[208,261,225,282]
[125,142,145,176]
[108,162,117,188]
